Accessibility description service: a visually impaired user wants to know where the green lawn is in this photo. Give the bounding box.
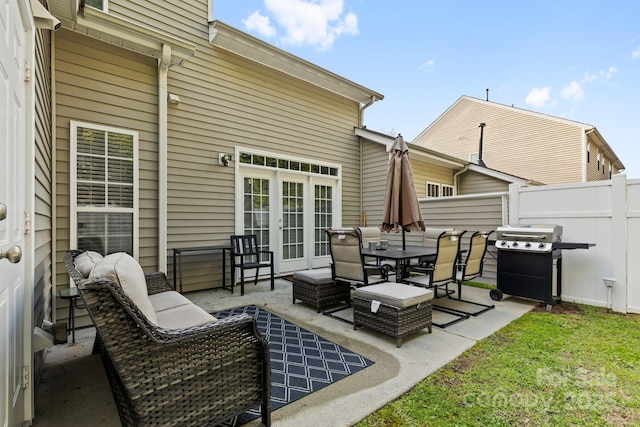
[356,303,640,427]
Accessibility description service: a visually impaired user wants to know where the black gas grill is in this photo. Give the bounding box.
[490,224,593,310]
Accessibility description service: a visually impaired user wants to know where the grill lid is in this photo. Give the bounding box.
[495,224,562,253]
[496,224,562,242]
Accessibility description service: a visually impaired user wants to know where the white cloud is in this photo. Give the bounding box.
[581,73,598,83]
[419,59,435,70]
[525,87,551,108]
[242,11,277,38]
[561,81,584,102]
[632,46,640,59]
[601,66,617,80]
[257,0,358,51]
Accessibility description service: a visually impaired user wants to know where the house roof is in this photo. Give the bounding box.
[414,95,625,170]
[355,127,538,185]
[209,20,384,105]
[48,1,196,66]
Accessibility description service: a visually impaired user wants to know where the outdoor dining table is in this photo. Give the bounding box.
[361,244,438,282]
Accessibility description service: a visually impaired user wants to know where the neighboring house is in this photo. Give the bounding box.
[412,95,625,185]
[356,126,538,229]
[3,0,384,424]
[356,127,541,282]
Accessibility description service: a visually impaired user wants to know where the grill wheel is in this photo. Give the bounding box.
[489,289,503,301]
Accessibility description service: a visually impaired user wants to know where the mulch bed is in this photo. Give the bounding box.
[532,301,584,314]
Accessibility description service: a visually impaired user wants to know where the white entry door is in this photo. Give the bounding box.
[1,1,28,425]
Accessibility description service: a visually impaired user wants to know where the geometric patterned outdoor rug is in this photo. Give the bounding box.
[212,305,374,425]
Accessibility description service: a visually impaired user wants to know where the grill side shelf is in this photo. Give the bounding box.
[553,242,595,250]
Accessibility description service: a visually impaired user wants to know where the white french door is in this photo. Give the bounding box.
[237,158,340,275]
[279,175,307,272]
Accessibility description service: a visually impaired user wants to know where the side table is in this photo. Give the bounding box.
[59,287,82,344]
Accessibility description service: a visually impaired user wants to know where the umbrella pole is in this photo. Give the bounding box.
[400,199,406,250]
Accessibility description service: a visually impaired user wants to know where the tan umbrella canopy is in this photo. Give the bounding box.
[381,134,425,249]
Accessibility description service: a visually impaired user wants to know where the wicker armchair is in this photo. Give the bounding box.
[64,250,271,427]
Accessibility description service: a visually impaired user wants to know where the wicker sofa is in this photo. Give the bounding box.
[64,250,271,427]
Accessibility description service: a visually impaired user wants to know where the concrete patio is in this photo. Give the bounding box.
[33,278,536,427]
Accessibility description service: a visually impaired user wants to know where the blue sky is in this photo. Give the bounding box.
[213,1,640,178]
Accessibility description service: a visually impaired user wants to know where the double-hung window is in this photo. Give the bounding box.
[84,0,108,12]
[70,121,138,256]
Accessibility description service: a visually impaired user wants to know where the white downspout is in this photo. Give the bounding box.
[158,45,170,272]
[453,165,469,196]
[358,95,378,127]
[358,96,379,224]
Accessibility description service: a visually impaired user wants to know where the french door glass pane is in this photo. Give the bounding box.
[243,177,270,261]
[282,182,304,261]
[314,184,332,256]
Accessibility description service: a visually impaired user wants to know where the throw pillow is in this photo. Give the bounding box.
[90,252,158,324]
[74,251,104,278]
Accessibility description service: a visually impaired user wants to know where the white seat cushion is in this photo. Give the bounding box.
[74,251,104,278]
[154,304,216,329]
[355,282,434,308]
[149,291,193,313]
[90,252,158,324]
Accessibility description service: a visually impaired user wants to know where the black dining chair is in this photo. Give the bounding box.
[230,235,275,296]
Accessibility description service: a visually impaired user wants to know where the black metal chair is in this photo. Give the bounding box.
[230,235,275,296]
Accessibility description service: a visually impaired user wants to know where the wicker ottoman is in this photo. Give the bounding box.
[292,268,351,312]
[353,282,433,347]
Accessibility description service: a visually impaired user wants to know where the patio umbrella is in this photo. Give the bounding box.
[381,134,425,249]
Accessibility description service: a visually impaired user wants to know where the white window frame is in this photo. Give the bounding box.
[70,121,139,257]
[442,184,454,197]
[426,181,440,198]
[84,0,108,12]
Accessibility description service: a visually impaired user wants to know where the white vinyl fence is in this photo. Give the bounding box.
[509,174,639,313]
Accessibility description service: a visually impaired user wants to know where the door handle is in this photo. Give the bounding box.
[0,203,6,221]
[0,246,22,264]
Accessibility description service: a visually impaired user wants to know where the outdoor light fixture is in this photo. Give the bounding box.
[603,277,616,311]
[218,153,232,166]
[168,93,180,104]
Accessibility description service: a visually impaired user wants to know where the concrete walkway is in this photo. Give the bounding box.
[33,279,536,426]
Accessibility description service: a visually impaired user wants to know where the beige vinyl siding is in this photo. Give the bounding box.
[414,97,585,185]
[99,0,362,289]
[459,170,510,194]
[585,142,611,181]
[169,49,361,290]
[362,139,389,229]
[419,195,505,280]
[54,29,158,325]
[411,158,453,198]
[33,27,53,395]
